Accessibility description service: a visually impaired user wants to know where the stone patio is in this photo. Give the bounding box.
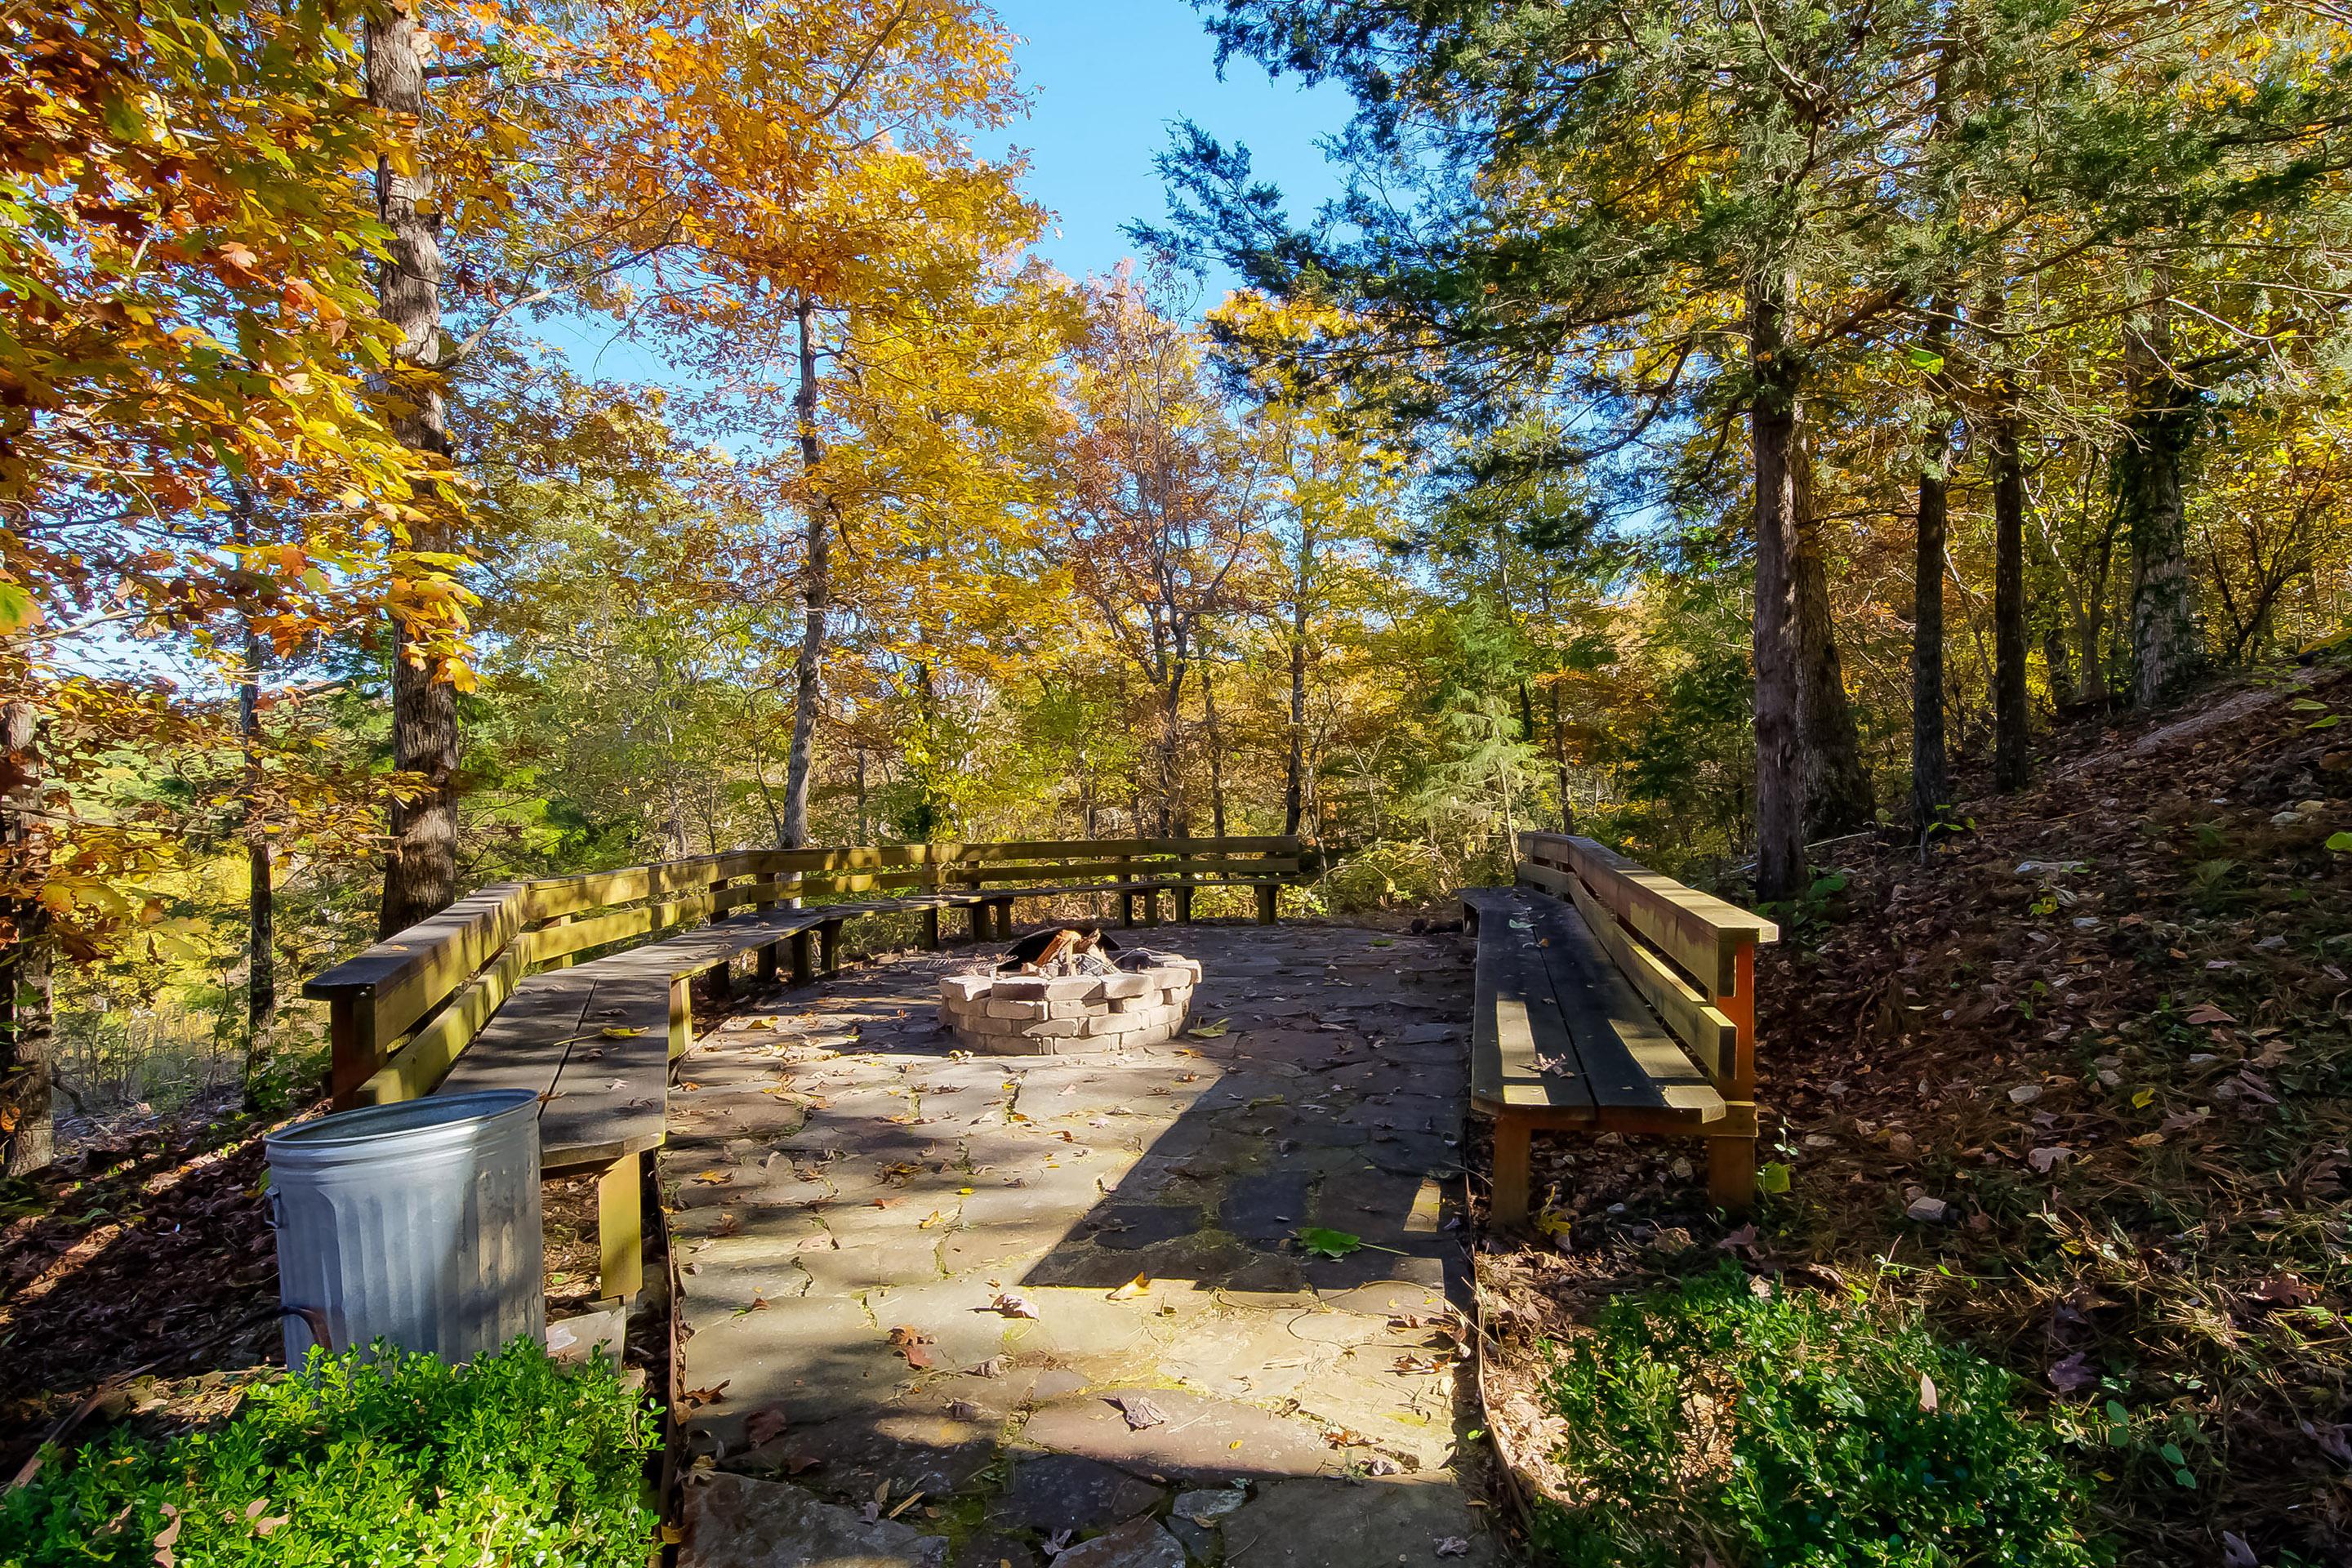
[661,922,1502,1568]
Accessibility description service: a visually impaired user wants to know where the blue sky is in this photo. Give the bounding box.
[987,0,1352,287]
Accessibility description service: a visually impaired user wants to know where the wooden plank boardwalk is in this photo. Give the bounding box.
[665,924,1501,1568]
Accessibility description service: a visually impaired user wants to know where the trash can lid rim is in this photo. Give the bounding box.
[265,1089,541,1151]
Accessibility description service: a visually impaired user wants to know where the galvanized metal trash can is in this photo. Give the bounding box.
[266,1089,545,1365]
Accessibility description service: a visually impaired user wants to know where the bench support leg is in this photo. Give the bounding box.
[598,1155,644,1301]
[709,959,732,1004]
[818,919,842,977]
[991,898,1014,938]
[1174,885,1193,924]
[1142,888,1160,927]
[1255,884,1279,925]
[1708,1136,1757,1214]
[1490,1116,1534,1228]
[1120,890,1135,929]
[791,930,814,987]
[668,978,692,1060]
[923,907,941,951]
[756,941,777,983]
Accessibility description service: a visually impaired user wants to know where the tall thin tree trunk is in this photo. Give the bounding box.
[1,697,51,1174]
[233,494,275,1093]
[1283,544,1311,836]
[1201,659,1228,840]
[1749,274,1808,902]
[1156,654,1188,838]
[2120,286,2199,706]
[1910,310,1954,840]
[370,0,461,938]
[1548,682,1575,833]
[1791,432,1874,840]
[1991,390,2032,790]
[782,289,830,848]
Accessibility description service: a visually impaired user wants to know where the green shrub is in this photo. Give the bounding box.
[1531,1266,2102,1568]
[0,1340,657,1568]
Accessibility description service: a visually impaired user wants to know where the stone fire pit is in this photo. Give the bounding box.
[938,955,1200,1055]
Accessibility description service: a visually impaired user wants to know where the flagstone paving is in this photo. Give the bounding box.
[664,922,1504,1568]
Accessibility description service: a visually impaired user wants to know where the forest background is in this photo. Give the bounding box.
[6,0,2350,1167]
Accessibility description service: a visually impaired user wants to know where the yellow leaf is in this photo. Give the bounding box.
[1107,1272,1152,1301]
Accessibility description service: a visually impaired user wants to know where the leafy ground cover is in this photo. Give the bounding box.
[1477,665,2352,1566]
[0,1341,656,1568]
[1527,1266,2095,1568]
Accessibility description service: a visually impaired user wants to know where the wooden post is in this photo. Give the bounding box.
[668,977,691,1060]
[1174,885,1193,924]
[756,941,778,982]
[1120,889,1134,929]
[1708,1136,1757,1214]
[791,929,814,987]
[327,996,377,1111]
[1255,884,1279,926]
[923,906,941,951]
[818,918,842,977]
[969,900,991,942]
[598,1155,643,1300]
[708,957,732,1003]
[1490,1115,1534,1227]
[1142,887,1160,926]
[991,897,1014,937]
[546,912,574,970]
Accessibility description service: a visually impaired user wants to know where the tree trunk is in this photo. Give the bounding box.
[1283,594,1308,836]
[1284,527,1313,837]
[231,491,275,1075]
[1909,320,1953,840]
[2120,290,2200,706]
[1,699,51,1174]
[370,0,461,939]
[2043,626,2076,708]
[1748,274,1808,903]
[1156,655,1188,838]
[782,290,830,848]
[1991,394,2032,790]
[1548,680,1575,833]
[1789,412,1875,840]
[1201,658,1228,840]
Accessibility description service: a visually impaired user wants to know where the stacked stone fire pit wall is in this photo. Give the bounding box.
[938,960,1200,1055]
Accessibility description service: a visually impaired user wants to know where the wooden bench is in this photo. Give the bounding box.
[1465,832,1777,1224]
[937,838,1318,931]
[303,837,1323,1303]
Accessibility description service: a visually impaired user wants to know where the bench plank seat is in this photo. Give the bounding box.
[1464,838,1776,1226]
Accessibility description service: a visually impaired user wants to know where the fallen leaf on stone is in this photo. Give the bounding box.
[1433,1537,1469,1558]
[948,1400,982,1422]
[602,1026,648,1038]
[744,1405,790,1447]
[968,1356,1007,1377]
[1112,1394,1168,1430]
[887,1325,935,1368]
[991,1292,1040,1319]
[1323,1425,1367,1447]
[694,1170,733,1185]
[1107,1272,1152,1301]
[1186,1019,1231,1039]
[919,1210,947,1229]
[681,1381,729,1408]
[1296,1226,1362,1259]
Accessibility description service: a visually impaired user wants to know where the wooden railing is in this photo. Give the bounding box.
[305,836,1314,1109]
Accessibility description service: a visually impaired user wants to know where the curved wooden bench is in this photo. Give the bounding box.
[303,837,1322,1302]
[1465,833,1777,1224]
